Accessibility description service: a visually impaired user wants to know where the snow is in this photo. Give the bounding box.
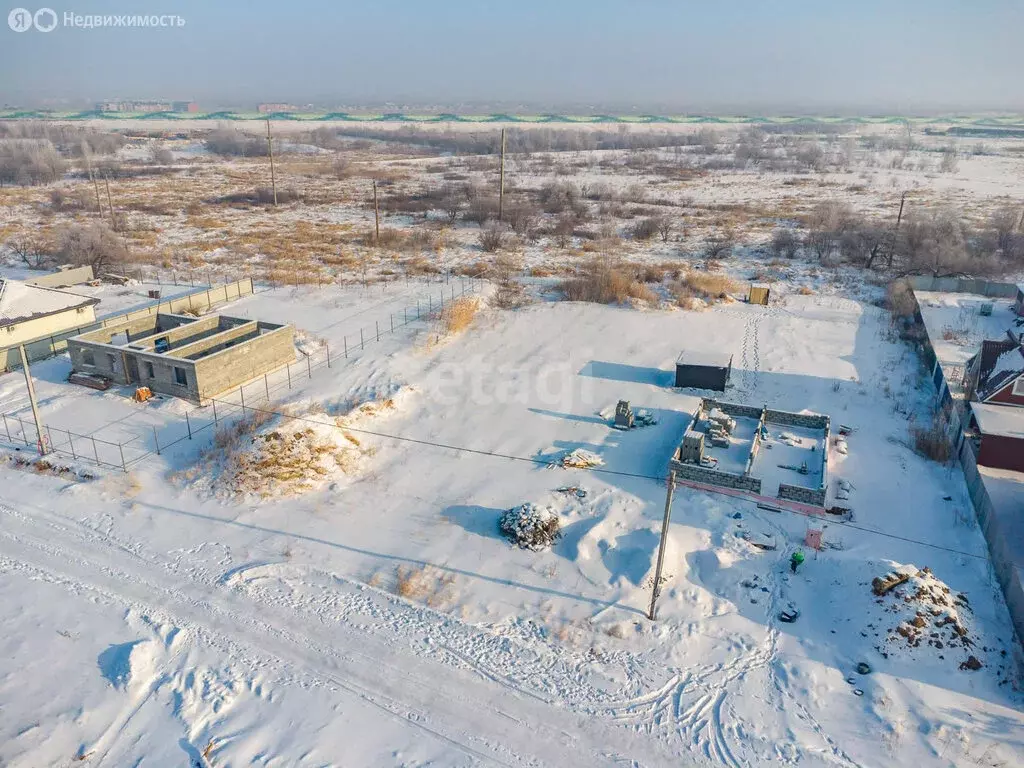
[1,287,1023,766]
[0,278,97,325]
[752,424,826,496]
[972,401,1024,439]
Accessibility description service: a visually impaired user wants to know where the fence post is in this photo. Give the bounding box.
[306,355,312,378]
[46,426,55,455]
[153,426,160,455]
[376,320,380,342]
[287,363,292,389]
[16,416,29,446]
[360,328,364,350]
[417,301,420,319]
[239,386,245,415]
[213,398,218,423]
[390,314,394,333]
[264,373,270,400]
[119,443,126,471]
[92,436,99,463]
[2,413,9,441]
[186,411,192,440]
[326,343,331,368]
[343,336,347,359]
[404,306,408,325]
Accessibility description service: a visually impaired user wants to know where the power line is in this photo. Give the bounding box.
[207,398,990,562]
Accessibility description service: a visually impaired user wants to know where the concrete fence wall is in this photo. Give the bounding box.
[908,276,1018,299]
[23,265,95,288]
[703,399,763,420]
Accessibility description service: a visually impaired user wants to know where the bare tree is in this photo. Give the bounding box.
[56,223,126,272]
[804,201,853,260]
[703,229,736,260]
[5,234,51,268]
[149,145,174,165]
[657,216,673,243]
[479,223,506,253]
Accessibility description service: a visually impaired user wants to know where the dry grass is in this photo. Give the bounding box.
[670,270,741,308]
[797,285,815,295]
[395,565,457,608]
[910,413,953,463]
[438,296,481,336]
[559,261,659,305]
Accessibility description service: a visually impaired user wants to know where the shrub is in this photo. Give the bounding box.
[910,413,952,463]
[479,223,505,252]
[558,261,659,305]
[500,504,561,550]
[437,297,480,335]
[770,228,800,259]
[56,223,126,272]
[629,217,660,241]
[0,139,65,185]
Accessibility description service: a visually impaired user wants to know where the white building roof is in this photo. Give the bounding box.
[0,278,98,328]
[972,402,1024,440]
[677,349,733,368]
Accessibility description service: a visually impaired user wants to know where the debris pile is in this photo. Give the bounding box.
[703,408,735,448]
[500,503,561,550]
[872,566,981,668]
[560,448,604,469]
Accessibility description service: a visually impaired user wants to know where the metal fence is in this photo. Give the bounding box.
[0,275,482,471]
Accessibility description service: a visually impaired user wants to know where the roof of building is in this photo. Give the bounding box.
[677,350,733,368]
[972,402,1024,440]
[976,341,1024,401]
[0,278,99,328]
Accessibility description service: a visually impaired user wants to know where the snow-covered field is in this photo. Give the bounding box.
[2,284,1022,766]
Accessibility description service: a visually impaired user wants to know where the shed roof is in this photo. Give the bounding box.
[677,350,733,368]
[977,342,1024,401]
[972,402,1024,440]
[0,278,98,328]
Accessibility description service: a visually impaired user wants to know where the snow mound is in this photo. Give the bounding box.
[560,448,604,469]
[186,389,411,498]
[500,503,562,550]
[872,565,980,666]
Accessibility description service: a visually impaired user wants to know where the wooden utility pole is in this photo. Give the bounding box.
[83,149,103,214]
[886,191,907,270]
[104,174,116,230]
[648,472,676,621]
[498,127,506,223]
[18,345,48,455]
[266,119,278,206]
[372,180,380,243]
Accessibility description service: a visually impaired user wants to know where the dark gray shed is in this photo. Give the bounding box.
[675,350,732,391]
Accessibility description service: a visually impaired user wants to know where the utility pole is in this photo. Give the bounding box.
[887,191,907,270]
[648,472,676,621]
[498,127,506,223]
[372,180,380,243]
[83,149,103,214]
[104,174,131,258]
[266,119,278,206]
[18,346,48,455]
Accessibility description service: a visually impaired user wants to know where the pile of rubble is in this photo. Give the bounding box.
[703,408,736,448]
[872,566,983,670]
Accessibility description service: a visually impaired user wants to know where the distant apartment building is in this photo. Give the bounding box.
[97,100,197,113]
[258,103,299,114]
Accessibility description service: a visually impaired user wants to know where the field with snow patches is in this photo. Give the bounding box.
[1,281,1023,767]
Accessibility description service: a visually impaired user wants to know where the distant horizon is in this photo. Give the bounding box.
[3,1,1022,114]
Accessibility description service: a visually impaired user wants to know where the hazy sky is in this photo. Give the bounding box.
[2,0,1022,112]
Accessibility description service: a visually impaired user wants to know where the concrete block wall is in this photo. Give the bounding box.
[778,483,827,506]
[193,325,295,401]
[765,409,830,430]
[702,399,763,420]
[175,321,258,360]
[670,460,763,493]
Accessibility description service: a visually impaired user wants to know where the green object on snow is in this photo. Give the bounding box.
[791,550,805,565]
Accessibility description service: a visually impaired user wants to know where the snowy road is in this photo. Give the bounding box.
[0,501,680,766]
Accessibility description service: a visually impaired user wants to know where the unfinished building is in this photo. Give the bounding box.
[67,312,295,403]
[670,398,831,508]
